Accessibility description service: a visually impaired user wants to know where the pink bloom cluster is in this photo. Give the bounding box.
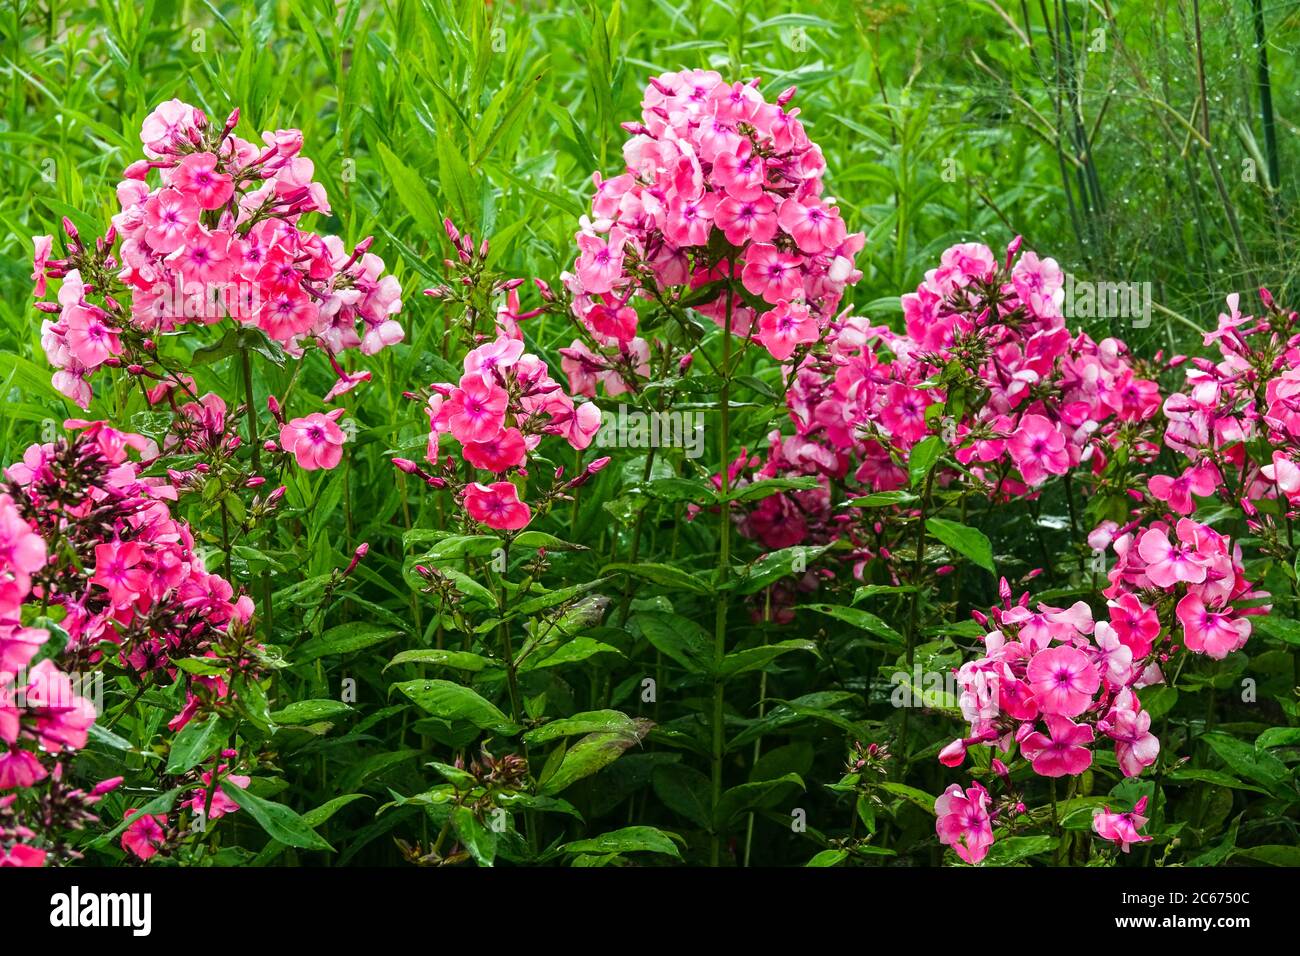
[33,99,403,408]
[561,70,864,391]
[416,327,603,531]
[1096,517,1261,660]
[121,758,250,861]
[732,240,1161,553]
[1160,290,1300,512]
[4,421,254,730]
[0,488,109,867]
[940,584,1161,781]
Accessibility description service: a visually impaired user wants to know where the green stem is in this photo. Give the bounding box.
[709,262,736,867]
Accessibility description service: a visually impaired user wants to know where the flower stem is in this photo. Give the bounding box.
[240,347,273,640]
[710,264,736,867]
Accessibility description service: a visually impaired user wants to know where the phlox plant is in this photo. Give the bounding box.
[9,99,404,865]
[10,69,1300,872]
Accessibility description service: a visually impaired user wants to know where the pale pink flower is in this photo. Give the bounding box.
[1019,713,1094,777]
[1026,644,1099,717]
[1092,796,1151,853]
[279,409,347,471]
[170,152,234,209]
[934,782,994,864]
[757,300,819,361]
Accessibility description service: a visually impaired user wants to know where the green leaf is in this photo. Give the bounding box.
[652,764,713,829]
[295,623,402,663]
[982,835,1057,866]
[393,679,519,735]
[908,435,943,487]
[376,141,442,235]
[538,727,647,796]
[846,490,917,508]
[1254,615,1300,646]
[523,710,638,745]
[734,544,833,594]
[1201,732,1290,793]
[603,562,713,595]
[1233,844,1300,866]
[561,826,682,860]
[640,477,716,504]
[719,639,818,676]
[723,477,820,502]
[1255,727,1300,749]
[631,611,714,673]
[384,649,498,673]
[270,700,353,724]
[806,848,849,867]
[926,518,996,573]
[714,773,805,829]
[451,805,498,867]
[800,604,904,644]
[878,782,937,814]
[219,780,333,852]
[522,637,622,671]
[167,713,230,774]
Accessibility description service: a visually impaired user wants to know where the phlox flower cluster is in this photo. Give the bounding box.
[0,481,117,867]
[941,584,1161,782]
[731,239,1162,562]
[560,70,864,394]
[32,99,403,409]
[3,421,256,733]
[1157,289,1300,526]
[402,252,607,530]
[1092,516,1262,660]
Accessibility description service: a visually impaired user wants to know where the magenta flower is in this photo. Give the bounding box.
[463,482,531,531]
[444,376,509,445]
[0,843,46,867]
[1007,413,1069,486]
[0,746,47,789]
[463,336,525,386]
[463,428,528,474]
[143,187,200,253]
[1026,644,1099,717]
[740,243,804,304]
[1019,714,1095,777]
[574,231,626,295]
[279,409,347,471]
[757,300,819,361]
[1097,689,1160,777]
[1175,592,1250,659]
[62,305,122,369]
[714,193,778,246]
[170,152,234,210]
[90,540,149,608]
[934,782,994,864]
[23,659,97,752]
[1092,796,1151,853]
[1136,524,1209,588]
[31,235,52,298]
[1148,461,1218,515]
[121,809,168,861]
[776,198,846,254]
